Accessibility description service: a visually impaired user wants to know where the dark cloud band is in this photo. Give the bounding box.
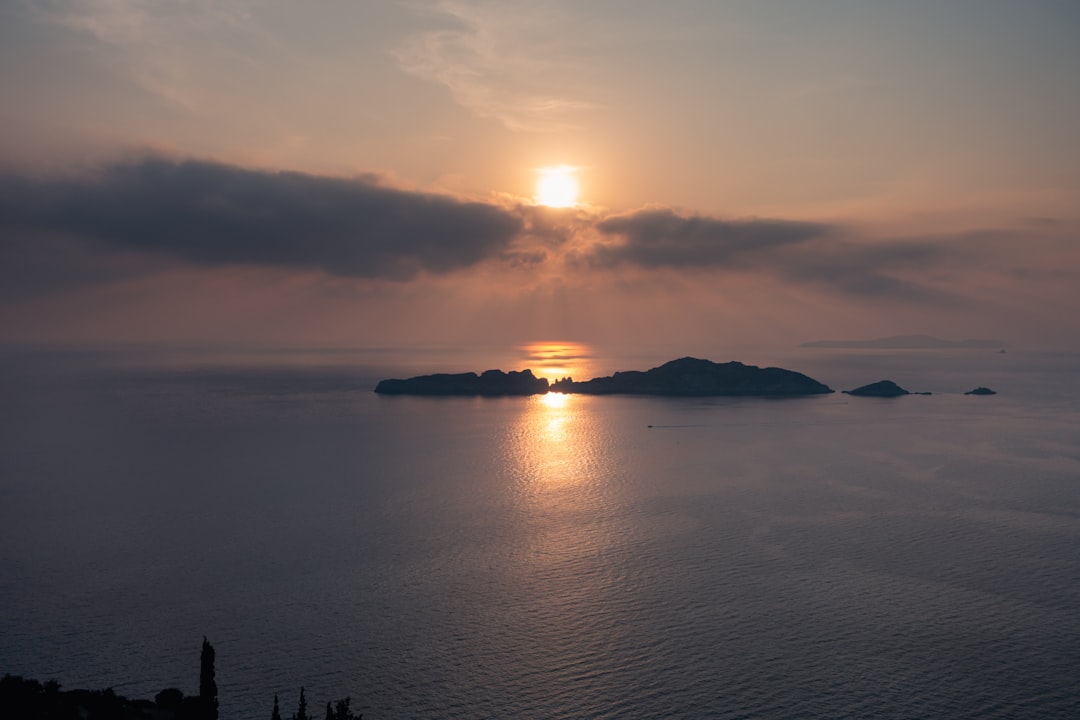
[581,207,993,303]
[0,157,523,281]
[0,157,1016,306]
[591,209,830,268]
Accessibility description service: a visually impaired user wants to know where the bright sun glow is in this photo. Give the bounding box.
[535,166,579,207]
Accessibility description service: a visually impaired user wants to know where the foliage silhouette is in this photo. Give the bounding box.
[157,687,185,710]
[293,686,308,720]
[1,640,368,720]
[200,637,218,720]
[333,696,361,720]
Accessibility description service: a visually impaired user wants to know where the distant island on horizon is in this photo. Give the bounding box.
[801,334,1009,350]
[375,356,1000,399]
[374,368,549,396]
[376,357,833,397]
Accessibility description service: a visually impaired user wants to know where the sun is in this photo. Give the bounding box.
[535,166,579,207]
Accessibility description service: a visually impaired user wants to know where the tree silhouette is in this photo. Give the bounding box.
[4,640,373,720]
[293,687,308,720]
[333,697,359,720]
[199,637,218,720]
[156,687,184,711]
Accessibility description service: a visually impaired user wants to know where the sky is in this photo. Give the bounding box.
[1,0,1079,352]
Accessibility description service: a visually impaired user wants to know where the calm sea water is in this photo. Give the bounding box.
[1,345,1079,719]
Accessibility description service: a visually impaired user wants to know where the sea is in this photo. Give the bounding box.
[1,343,1078,720]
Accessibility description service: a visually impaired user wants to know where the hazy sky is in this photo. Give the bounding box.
[2,0,1079,350]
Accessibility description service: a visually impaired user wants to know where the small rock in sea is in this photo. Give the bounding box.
[842,380,910,397]
[965,387,997,395]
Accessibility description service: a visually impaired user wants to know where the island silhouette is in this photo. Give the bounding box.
[374,368,549,396]
[843,380,913,397]
[376,357,833,397]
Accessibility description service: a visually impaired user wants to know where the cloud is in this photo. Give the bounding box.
[395,0,596,131]
[3,157,1071,314]
[779,244,957,302]
[34,0,269,110]
[591,208,830,268]
[0,157,524,287]
[583,208,974,302]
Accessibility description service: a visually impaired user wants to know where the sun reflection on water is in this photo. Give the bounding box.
[500,388,638,678]
[506,342,613,531]
[510,391,603,498]
[501,379,641,662]
[539,393,572,442]
[540,391,569,409]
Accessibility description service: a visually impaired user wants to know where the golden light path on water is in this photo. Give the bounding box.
[540,391,570,410]
[512,343,602,503]
[496,371,663,709]
[510,341,607,505]
[511,392,596,494]
[504,377,624,576]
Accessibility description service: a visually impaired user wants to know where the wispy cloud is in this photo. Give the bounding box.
[33,0,269,110]
[395,0,596,131]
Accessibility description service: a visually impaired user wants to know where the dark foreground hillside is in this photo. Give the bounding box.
[1,639,362,720]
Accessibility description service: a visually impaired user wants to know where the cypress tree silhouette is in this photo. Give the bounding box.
[199,637,218,720]
[271,693,282,720]
[326,701,333,720]
[293,687,308,720]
